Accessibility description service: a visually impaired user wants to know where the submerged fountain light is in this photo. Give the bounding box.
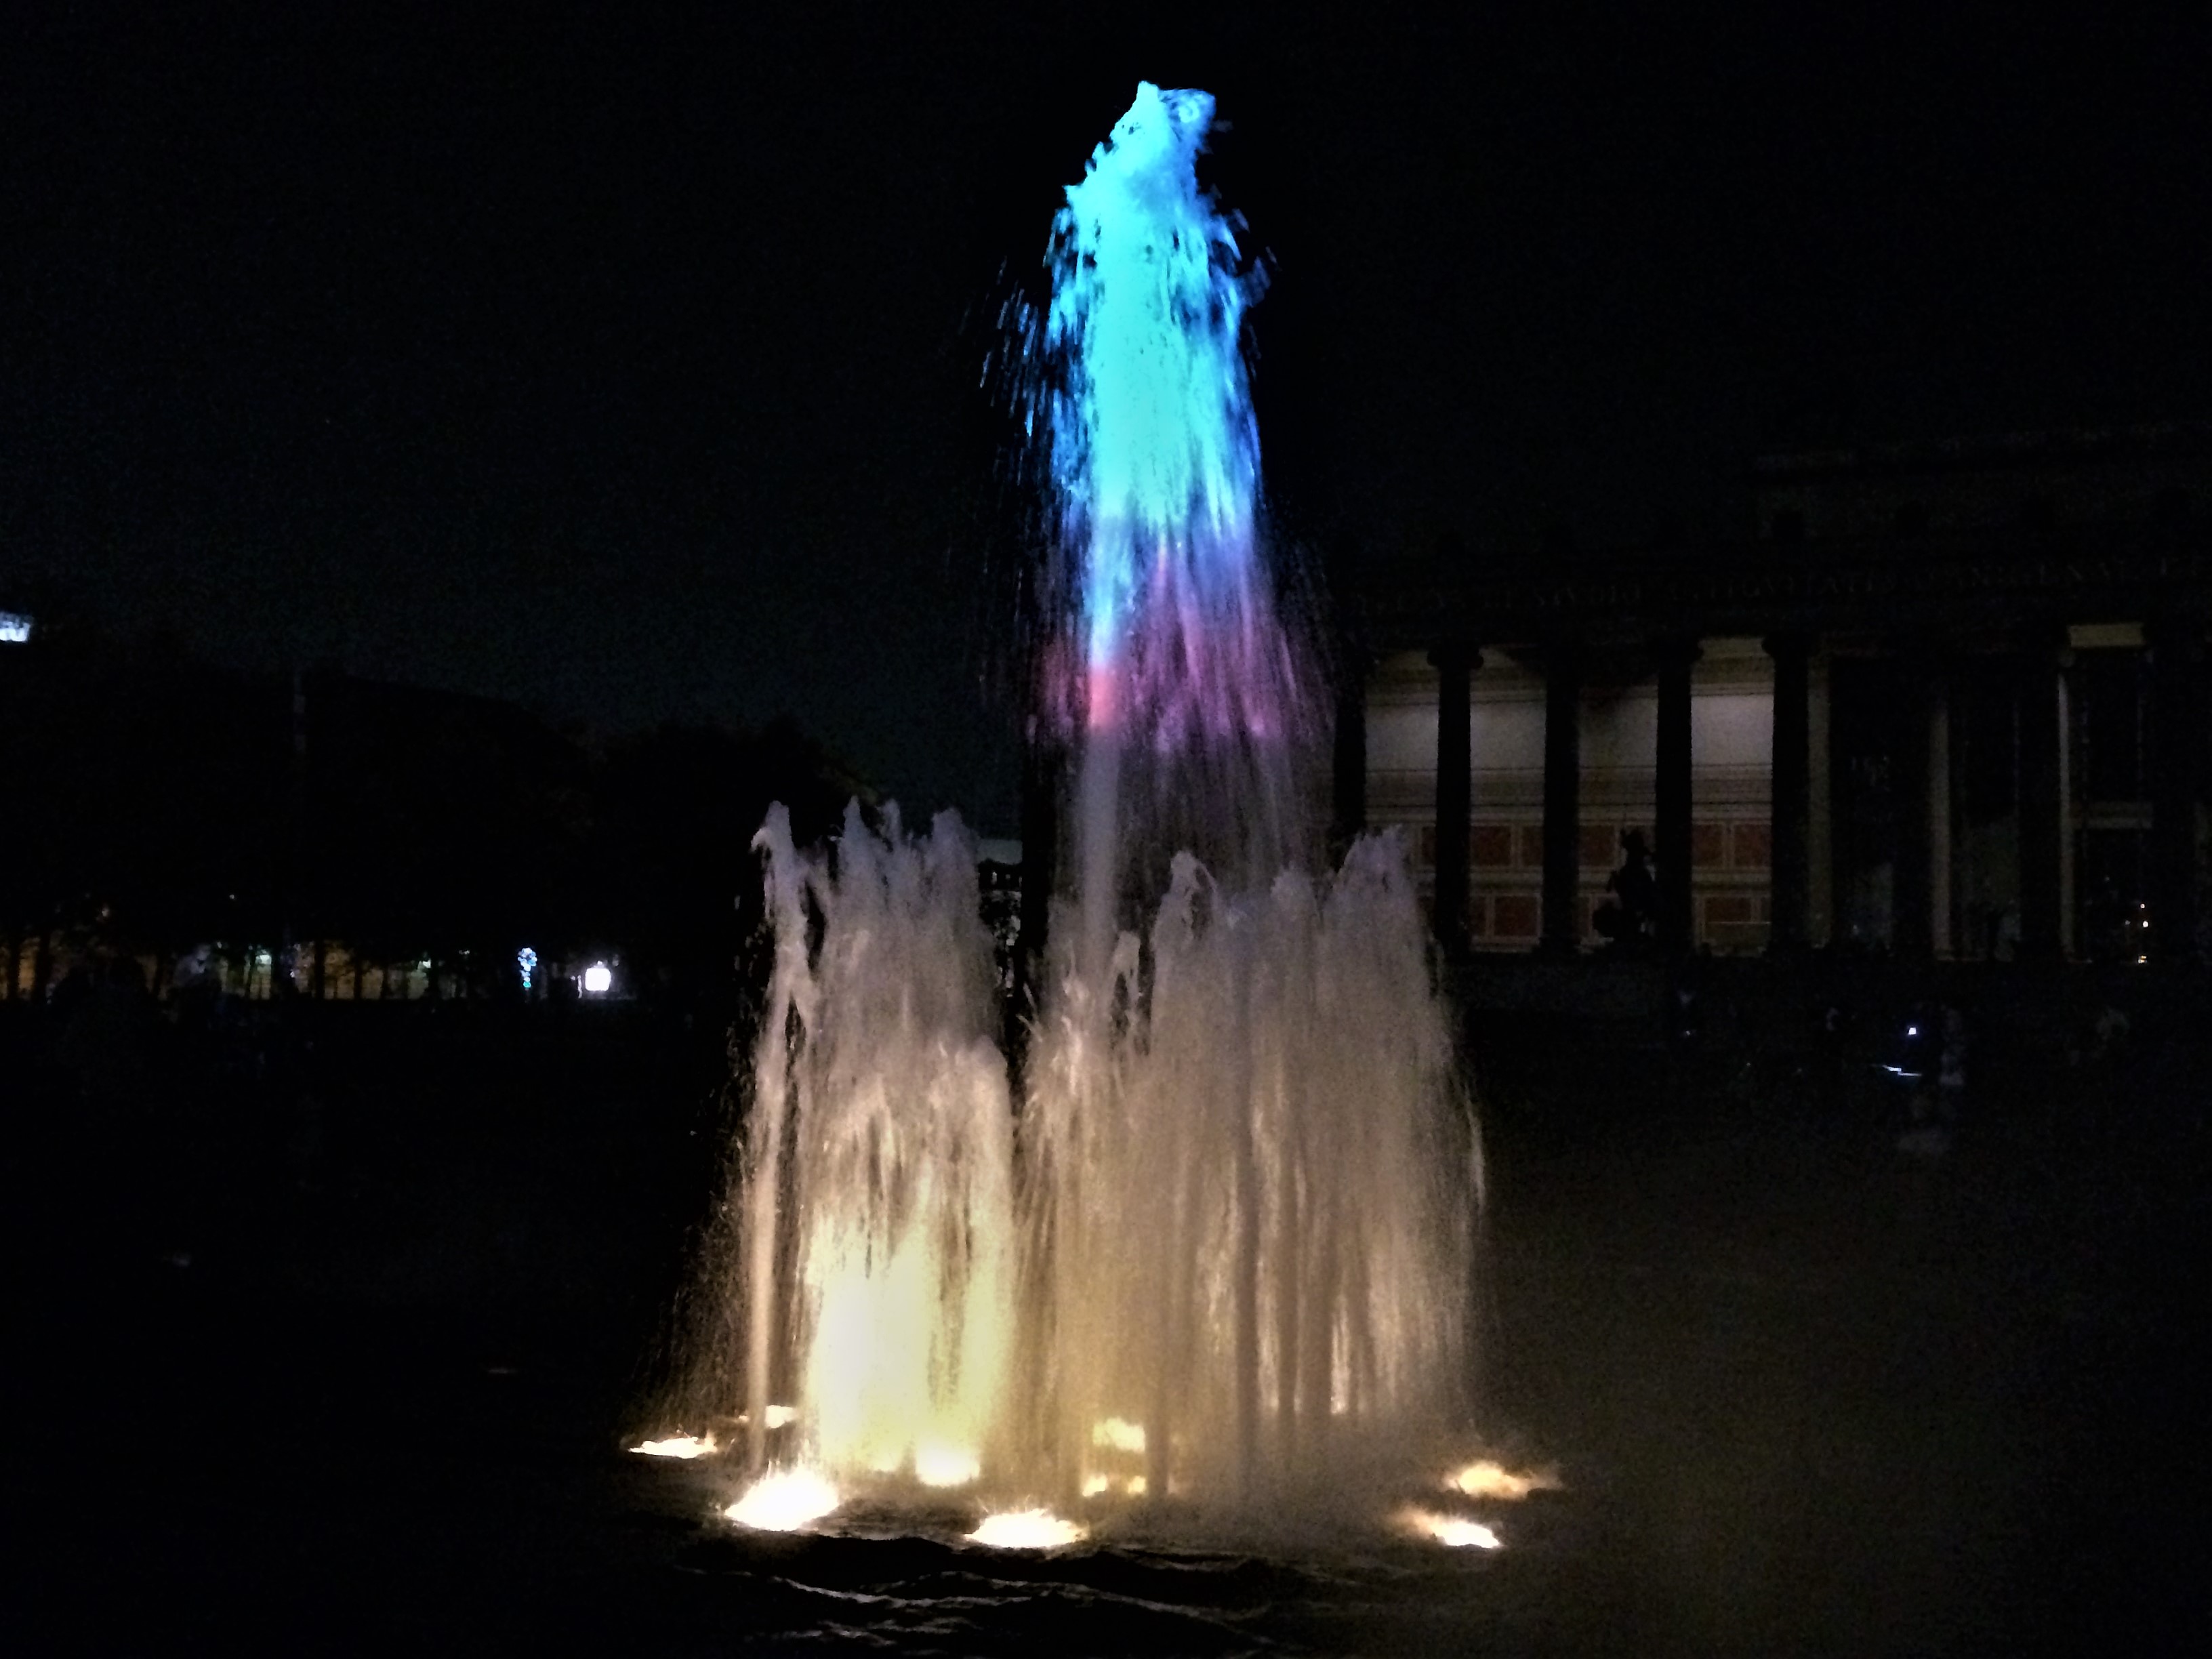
[968,1509,1088,1550]
[632,1433,716,1460]
[727,1468,840,1532]
[1401,1509,1504,1550]
[1448,1460,1561,1501]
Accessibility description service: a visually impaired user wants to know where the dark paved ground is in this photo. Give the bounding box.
[1479,1055,2209,1654]
[3,987,2205,1654]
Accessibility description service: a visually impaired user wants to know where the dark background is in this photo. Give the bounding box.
[6,13,2210,1644]
[7,3,2209,825]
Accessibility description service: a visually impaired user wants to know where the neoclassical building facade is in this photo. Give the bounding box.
[1348,425,2212,962]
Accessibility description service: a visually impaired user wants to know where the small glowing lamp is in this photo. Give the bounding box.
[726,1467,839,1532]
[632,1433,716,1459]
[1400,1507,1502,1549]
[1447,1460,1560,1501]
[968,1509,1086,1549]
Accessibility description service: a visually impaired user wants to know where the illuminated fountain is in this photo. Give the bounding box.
[661,83,1493,1546]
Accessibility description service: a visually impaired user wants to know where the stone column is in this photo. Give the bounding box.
[1808,649,1835,947]
[2017,632,2068,961]
[1654,636,1701,956]
[1540,638,1584,956]
[1929,670,1954,958]
[2146,611,2205,964]
[1892,649,1936,960]
[1429,643,1476,956]
[1764,633,1812,953]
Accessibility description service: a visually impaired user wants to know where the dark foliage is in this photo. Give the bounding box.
[0,632,865,1004]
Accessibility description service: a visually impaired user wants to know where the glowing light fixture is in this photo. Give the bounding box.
[726,1468,840,1532]
[967,1509,1087,1549]
[1399,1507,1503,1549]
[1447,1460,1561,1501]
[632,1433,716,1460]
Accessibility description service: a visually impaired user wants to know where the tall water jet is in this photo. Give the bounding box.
[1020,839,1477,1506]
[736,802,1017,1481]
[683,82,1480,1528]
[1034,83,1315,977]
[1019,80,1470,1507]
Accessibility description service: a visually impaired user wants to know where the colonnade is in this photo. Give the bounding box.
[1380,615,2205,963]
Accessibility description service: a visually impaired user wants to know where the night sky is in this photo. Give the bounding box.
[7,5,2209,828]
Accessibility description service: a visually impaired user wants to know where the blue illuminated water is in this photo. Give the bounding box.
[678,81,1483,1543]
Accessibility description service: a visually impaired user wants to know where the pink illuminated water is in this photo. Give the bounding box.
[673,83,1482,1528]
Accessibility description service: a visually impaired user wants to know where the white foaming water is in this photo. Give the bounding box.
[741,802,1017,1481]
[678,81,1483,1528]
[1022,839,1478,1504]
[725,807,1477,1511]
